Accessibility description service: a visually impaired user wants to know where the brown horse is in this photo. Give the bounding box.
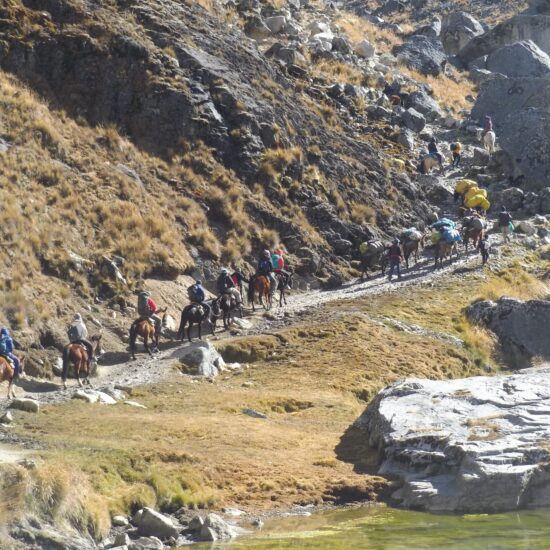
[0,353,25,399]
[61,336,102,389]
[402,237,424,269]
[434,239,459,269]
[462,227,483,252]
[418,154,443,175]
[129,308,167,360]
[247,276,272,311]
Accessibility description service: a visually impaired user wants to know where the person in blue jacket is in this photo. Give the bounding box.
[0,327,20,377]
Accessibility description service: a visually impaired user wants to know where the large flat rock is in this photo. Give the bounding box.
[359,367,550,512]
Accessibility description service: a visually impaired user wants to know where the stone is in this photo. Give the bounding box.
[515,220,537,235]
[401,108,426,133]
[358,366,550,512]
[440,11,484,55]
[396,129,415,150]
[174,341,225,377]
[541,187,550,213]
[523,192,542,215]
[128,537,164,550]
[443,115,459,128]
[394,35,447,76]
[499,187,525,211]
[244,16,272,39]
[406,90,442,122]
[114,532,131,545]
[124,401,147,409]
[308,21,331,35]
[486,40,550,78]
[0,411,14,424]
[459,15,550,65]
[331,36,352,54]
[188,515,204,532]
[112,516,129,528]
[138,508,180,540]
[415,19,441,39]
[264,15,287,34]
[469,68,500,85]
[72,390,99,404]
[472,147,490,166]
[8,398,39,413]
[133,509,144,526]
[243,408,267,419]
[198,513,237,541]
[467,298,550,364]
[355,40,375,58]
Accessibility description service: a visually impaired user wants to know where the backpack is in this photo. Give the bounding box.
[188,285,204,302]
[137,291,149,316]
[0,338,8,355]
[231,274,239,287]
[67,324,80,343]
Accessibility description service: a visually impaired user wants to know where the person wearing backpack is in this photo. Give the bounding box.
[0,327,20,377]
[137,291,162,337]
[498,207,513,243]
[186,280,210,317]
[67,314,94,371]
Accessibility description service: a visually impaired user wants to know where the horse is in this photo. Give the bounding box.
[61,336,102,389]
[418,154,443,175]
[275,271,293,307]
[360,249,388,281]
[0,353,25,399]
[177,302,217,342]
[248,275,272,311]
[434,239,459,269]
[129,308,167,360]
[462,226,483,252]
[402,237,424,269]
[214,293,242,330]
[483,130,496,155]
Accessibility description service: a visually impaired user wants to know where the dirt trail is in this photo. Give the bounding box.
[0,235,494,412]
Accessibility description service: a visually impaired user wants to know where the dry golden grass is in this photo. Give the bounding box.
[335,13,401,54]
[350,203,377,225]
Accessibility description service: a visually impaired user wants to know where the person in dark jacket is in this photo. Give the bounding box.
[217,268,242,304]
[257,250,278,291]
[498,207,513,243]
[388,239,403,282]
[477,233,490,265]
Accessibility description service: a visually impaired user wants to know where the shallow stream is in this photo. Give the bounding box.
[199,505,550,549]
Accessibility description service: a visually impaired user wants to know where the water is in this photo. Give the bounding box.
[197,506,550,550]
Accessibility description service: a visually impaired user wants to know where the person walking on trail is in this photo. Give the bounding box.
[388,239,403,282]
[451,142,462,167]
[67,314,94,372]
[0,327,21,377]
[483,115,493,137]
[477,233,490,266]
[498,207,513,243]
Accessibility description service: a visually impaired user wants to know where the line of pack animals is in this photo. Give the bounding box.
[1,180,493,395]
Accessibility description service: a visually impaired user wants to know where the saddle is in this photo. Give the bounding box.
[0,353,13,365]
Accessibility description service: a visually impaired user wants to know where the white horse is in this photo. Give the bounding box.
[483,130,496,155]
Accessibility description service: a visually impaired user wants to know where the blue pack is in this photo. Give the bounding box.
[442,228,462,243]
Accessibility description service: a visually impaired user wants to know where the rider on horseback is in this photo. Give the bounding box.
[0,327,20,377]
[271,248,291,289]
[67,314,95,372]
[483,115,493,137]
[137,291,163,337]
[257,250,278,291]
[428,137,443,167]
[217,268,242,305]
[187,280,210,317]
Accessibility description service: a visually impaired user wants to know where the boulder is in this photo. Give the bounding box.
[467,298,550,364]
[406,90,442,122]
[174,341,225,377]
[469,68,500,85]
[244,16,272,39]
[401,108,426,132]
[458,15,550,65]
[112,516,129,528]
[355,40,375,59]
[440,11,484,55]
[472,147,490,166]
[0,411,14,424]
[499,187,525,211]
[541,187,550,212]
[486,40,550,78]
[393,35,447,76]
[515,220,537,235]
[8,398,39,413]
[523,192,542,214]
[396,129,415,150]
[199,514,237,541]
[264,15,287,34]
[138,508,179,540]
[358,366,550,512]
[113,532,131,545]
[332,36,352,54]
[128,537,164,550]
[415,19,441,39]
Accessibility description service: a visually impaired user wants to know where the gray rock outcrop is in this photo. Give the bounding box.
[440,11,484,55]
[467,298,550,366]
[486,41,550,78]
[173,341,226,377]
[359,366,550,512]
[137,508,180,540]
[393,35,447,76]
